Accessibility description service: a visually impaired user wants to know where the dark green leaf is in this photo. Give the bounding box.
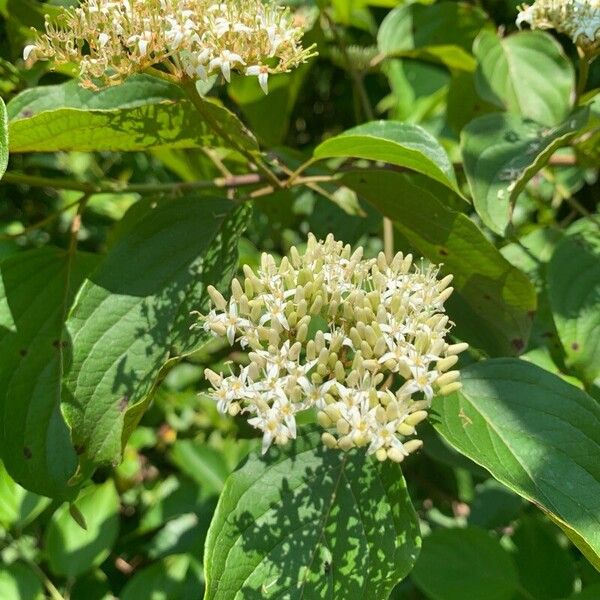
[411,527,519,600]
[342,170,537,356]
[63,197,249,471]
[204,430,420,599]
[461,109,589,235]
[474,31,575,126]
[314,121,460,192]
[547,226,600,387]
[44,481,120,578]
[121,555,203,600]
[7,75,257,153]
[0,248,97,499]
[433,358,600,570]
[511,516,576,599]
[377,2,492,71]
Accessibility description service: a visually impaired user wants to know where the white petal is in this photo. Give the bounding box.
[258,71,269,94]
[221,60,231,81]
[245,65,261,76]
[23,44,37,61]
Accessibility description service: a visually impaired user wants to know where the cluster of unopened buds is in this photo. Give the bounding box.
[517,0,600,56]
[199,235,468,462]
[23,0,316,92]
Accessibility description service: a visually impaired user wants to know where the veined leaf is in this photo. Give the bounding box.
[7,75,257,153]
[314,120,459,193]
[204,430,420,599]
[461,109,589,235]
[433,358,600,570]
[342,170,537,356]
[474,30,575,127]
[63,197,249,471]
[0,248,97,499]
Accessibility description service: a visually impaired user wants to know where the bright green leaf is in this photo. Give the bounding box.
[474,31,575,127]
[7,75,257,153]
[342,170,537,356]
[0,248,97,499]
[412,527,519,600]
[461,109,589,235]
[433,358,600,570]
[44,481,120,578]
[204,430,421,599]
[547,225,600,387]
[0,563,44,600]
[314,121,460,193]
[377,2,492,71]
[169,440,229,497]
[0,461,51,529]
[63,197,248,471]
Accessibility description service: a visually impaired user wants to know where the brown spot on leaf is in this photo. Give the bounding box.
[23,447,32,459]
[19,348,28,357]
[439,248,449,257]
[571,342,580,351]
[512,338,524,352]
[118,396,129,412]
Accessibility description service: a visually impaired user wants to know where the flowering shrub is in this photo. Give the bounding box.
[0,1,599,598]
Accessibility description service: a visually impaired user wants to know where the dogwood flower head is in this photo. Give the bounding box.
[197,234,468,461]
[23,0,316,91]
[517,0,600,56]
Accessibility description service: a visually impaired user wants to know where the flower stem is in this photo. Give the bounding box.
[575,49,590,103]
[180,79,281,188]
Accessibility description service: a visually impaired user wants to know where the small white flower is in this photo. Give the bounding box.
[23,44,37,61]
[246,64,270,94]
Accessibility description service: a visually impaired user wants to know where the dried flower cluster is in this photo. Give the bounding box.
[23,0,315,91]
[517,0,600,56]
[199,235,467,462]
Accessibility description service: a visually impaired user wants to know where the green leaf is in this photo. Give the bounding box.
[204,430,421,599]
[474,31,575,127]
[0,97,7,181]
[121,554,204,600]
[511,516,576,599]
[461,109,589,235]
[0,248,97,499]
[7,75,257,153]
[433,358,600,571]
[314,121,459,193]
[0,563,44,600]
[63,197,248,472]
[342,170,537,356]
[411,527,519,600]
[44,481,120,578]
[169,440,229,497]
[0,461,51,529]
[547,227,600,388]
[377,2,492,71]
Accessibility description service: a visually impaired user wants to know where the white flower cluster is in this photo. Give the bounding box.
[199,235,468,461]
[23,0,315,91]
[517,0,600,56]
